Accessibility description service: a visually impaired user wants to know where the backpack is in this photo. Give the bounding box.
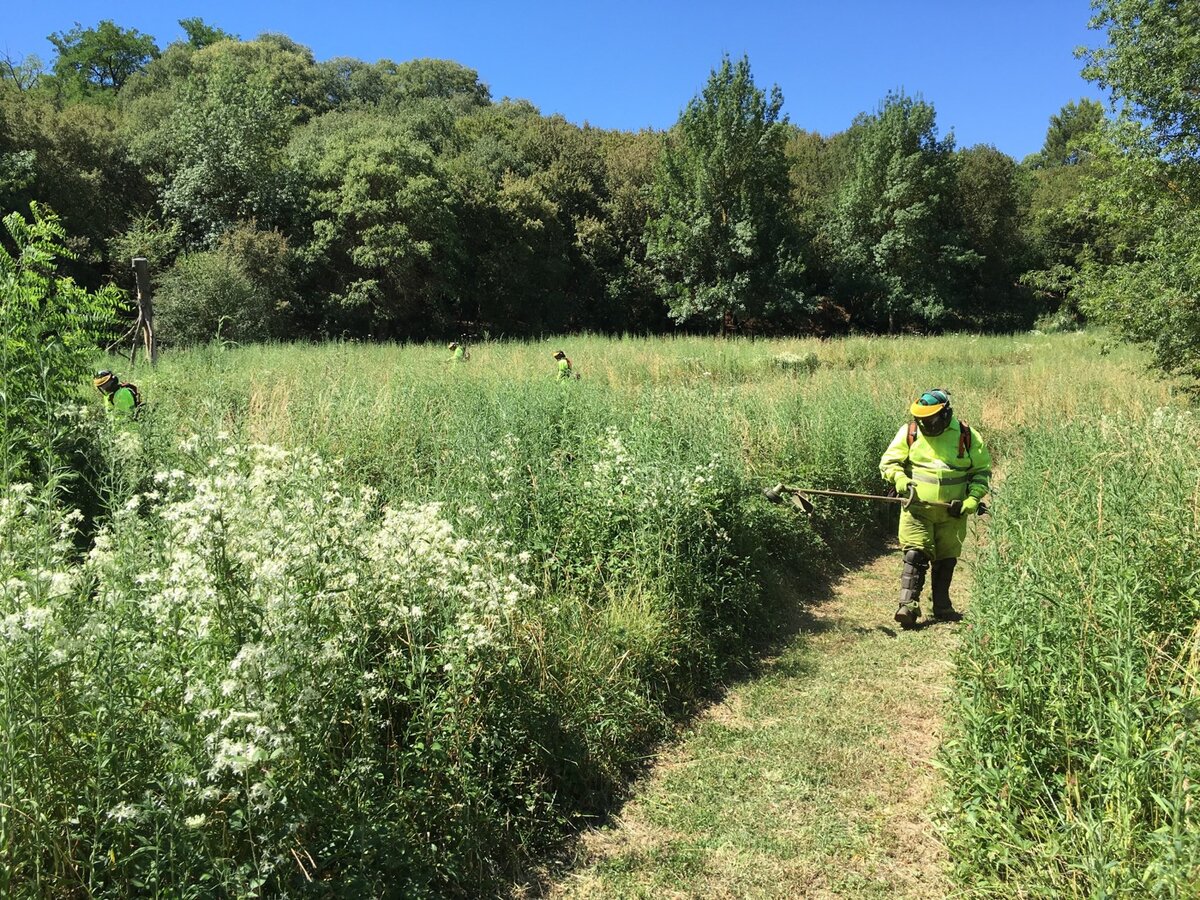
[108,382,142,412]
[907,419,971,459]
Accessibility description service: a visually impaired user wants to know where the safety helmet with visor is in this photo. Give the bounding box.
[93,370,119,394]
[910,389,953,436]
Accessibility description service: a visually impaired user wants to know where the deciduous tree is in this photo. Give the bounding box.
[825,92,977,331]
[645,55,805,331]
[178,18,236,50]
[290,112,457,337]
[954,144,1034,327]
[1018,100,1108,324]
[1072,0,1200,382]
[1026,98,1106,169]
[47,20,159,98]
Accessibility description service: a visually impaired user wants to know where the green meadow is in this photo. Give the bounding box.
[1,332,1196,897]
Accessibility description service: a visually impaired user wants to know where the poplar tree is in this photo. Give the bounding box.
[646,55,805,331]
[826,92,977,332]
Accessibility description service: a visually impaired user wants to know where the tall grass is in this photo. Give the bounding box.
[941,408,1200,897]
[0,331,1187,895]
[4,337,913,896]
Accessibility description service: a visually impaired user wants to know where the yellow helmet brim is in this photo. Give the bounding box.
[910,401,947,418]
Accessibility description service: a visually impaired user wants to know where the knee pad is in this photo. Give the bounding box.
[900,548,929,605]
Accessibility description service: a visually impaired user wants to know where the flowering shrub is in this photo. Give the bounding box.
[2,438,538,896]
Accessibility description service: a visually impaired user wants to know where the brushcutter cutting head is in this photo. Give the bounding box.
[791,491,816,514]
[763,484,816,514]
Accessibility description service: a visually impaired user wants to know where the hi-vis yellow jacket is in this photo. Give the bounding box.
[879,417,991,506]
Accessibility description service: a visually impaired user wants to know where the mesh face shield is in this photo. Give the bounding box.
[915,405,952,436]
[93,371,118,394]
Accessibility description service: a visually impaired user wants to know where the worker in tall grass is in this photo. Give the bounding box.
[880,389,991,628]
[553,349,576,380]
[93,369,141,416]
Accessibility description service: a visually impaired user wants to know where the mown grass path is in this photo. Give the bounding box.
[547,544,968,899]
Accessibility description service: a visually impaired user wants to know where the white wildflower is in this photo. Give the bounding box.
[108,802,139,822]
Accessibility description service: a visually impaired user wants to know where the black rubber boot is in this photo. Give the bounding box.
[895,548,928,629]
[931,557,963,621]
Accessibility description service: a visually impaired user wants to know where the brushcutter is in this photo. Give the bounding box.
[763,483,987,516]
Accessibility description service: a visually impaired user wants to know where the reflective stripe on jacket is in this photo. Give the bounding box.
[879,417,991,505]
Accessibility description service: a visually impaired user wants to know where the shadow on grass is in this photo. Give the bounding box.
[758,529,896,654]
[509,525,898,898]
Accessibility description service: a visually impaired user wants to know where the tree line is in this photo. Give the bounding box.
[0,5,1181,361]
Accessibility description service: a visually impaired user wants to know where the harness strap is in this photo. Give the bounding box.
[906,420,918,447]
[958,421,971,458]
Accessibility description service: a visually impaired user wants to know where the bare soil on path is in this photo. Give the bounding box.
[543,544,967,899]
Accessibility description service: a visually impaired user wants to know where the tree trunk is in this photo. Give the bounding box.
[131,257,158,365]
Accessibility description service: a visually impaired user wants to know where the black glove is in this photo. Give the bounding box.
[947,499,964,518]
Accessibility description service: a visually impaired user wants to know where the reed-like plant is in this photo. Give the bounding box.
[941,408,1200,897]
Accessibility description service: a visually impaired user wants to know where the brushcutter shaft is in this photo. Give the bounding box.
[764,483,988,516]
[766,483,927,508]
[790,486,949,508]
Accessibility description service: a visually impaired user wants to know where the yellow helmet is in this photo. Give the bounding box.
[910,389,949,418]
[910,389,952,436]
[93,370,118,393]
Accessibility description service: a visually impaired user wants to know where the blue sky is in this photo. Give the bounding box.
[4,1,1107,160]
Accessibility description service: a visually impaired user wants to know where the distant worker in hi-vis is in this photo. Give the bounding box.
[448,341,466,363]
[879,389,991,628]
[93,370,142,417]
[553,349,577,380]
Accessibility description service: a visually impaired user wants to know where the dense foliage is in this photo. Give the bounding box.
[0,203,119,480]
[1039,0,1200,384]
[646,55,806,330]
[1,17,1100,345]
[825,92,979,332]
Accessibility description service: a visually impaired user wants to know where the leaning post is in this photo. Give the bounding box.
[131,256,157,366]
